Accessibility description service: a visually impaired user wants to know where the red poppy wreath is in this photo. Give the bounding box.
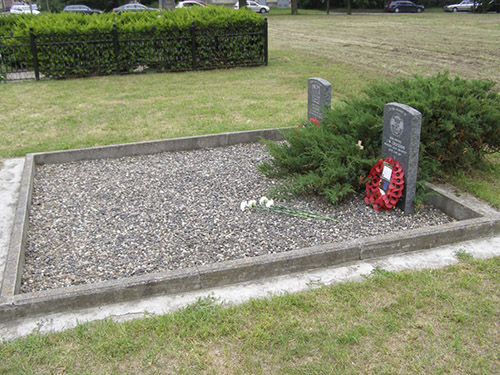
[364,157,404,211]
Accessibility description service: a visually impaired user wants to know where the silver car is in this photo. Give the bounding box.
[233,1,270,13]
[443,0,480,12]
[10,4,40,14]
[112,3,160,14]
[176,1,206,7]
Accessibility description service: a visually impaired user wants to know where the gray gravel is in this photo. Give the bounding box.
[22,143,454,293]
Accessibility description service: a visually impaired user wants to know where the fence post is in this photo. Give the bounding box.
[29,28,40,81]
[191,21,197,71]
[264,18,268,66]
[112,24,120,73]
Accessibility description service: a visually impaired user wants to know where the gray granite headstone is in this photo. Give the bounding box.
[381,102,421,214]
[307,77,331,122]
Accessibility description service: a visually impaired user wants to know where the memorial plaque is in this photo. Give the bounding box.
[307,77,331,122]
[382,102,422,214]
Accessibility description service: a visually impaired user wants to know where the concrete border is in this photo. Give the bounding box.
[1,128,499,323]
[0,155,34,299]
[31,128,285,165]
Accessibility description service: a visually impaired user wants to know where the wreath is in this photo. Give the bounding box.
[364,157,404,211]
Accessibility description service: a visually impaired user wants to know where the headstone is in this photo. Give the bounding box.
[277,0,290,8]
[307,77,331,122]
[381,102,422,214]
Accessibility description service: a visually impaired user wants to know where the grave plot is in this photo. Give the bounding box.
[22,142,453,293]
[1,129,499,324]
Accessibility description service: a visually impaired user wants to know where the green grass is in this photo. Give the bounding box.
[451,154,500,210]
[0,53,378,157]
[0,58,374,158]
[1,256,499,374]
[269,8,328,15]
[2,13,500,158]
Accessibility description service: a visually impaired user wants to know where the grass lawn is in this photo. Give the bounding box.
[1,13,500,158]
[0,11,499,374]
[1,256,499,374]
[451,153,500,209]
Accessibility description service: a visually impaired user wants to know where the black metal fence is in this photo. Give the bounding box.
[0,20,268,81]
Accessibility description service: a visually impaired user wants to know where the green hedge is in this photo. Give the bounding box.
[0,7,265,36]
[0,8,266,78]
[260,73,500,206]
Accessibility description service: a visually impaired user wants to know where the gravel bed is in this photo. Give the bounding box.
[22,143,454,293]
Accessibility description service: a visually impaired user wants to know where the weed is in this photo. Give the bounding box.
[455,250,473,263]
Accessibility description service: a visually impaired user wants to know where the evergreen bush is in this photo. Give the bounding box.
[260,73,500,205]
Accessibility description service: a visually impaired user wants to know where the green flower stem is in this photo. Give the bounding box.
[252,205,337,222]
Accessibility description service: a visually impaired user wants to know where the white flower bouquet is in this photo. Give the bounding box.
[240,196,336,222]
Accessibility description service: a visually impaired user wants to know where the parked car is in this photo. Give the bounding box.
[384,1,425,12]
[476,0,500,11]
[175,1,206,8]
[10,4,40,14]
[63,5,103,14]
[233,1,270,13]
[112,3,160,14]
[443,0,480,12]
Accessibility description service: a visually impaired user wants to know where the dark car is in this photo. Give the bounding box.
[112,3,160,14]
[63,5,102,14]
[385,0,425,12]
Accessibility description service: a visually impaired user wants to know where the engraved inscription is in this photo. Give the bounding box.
[309,83,322,118]
[383,136,408,158]
[307,78,332,121]
[390,114,404,137]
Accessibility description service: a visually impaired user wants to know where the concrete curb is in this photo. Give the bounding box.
[1,129,499,323]
[31,128,285,165]
[0,158,25,287]
[0,155,34,299]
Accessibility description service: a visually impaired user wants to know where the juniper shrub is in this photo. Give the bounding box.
[259,73,500,205]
